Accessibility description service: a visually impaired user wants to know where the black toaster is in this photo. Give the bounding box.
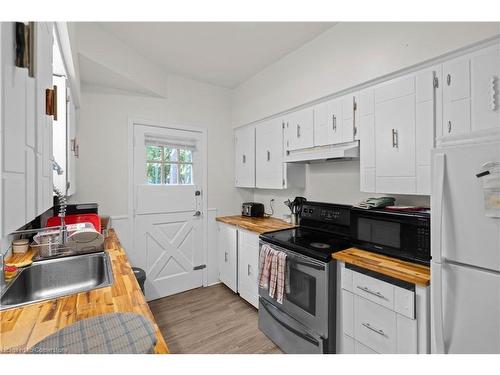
[242,202,265,217]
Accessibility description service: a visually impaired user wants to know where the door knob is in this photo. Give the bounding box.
[193,211,202,216]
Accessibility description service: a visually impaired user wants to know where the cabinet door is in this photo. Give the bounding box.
[67,99,77,196]
[443,57,471,138]
[217,223,237,292]
[234,126,255,188]
[313,98,342,146]
[359,113,375,192]
[285,107,314,151]
[415,66,441,195]
[375,76,416,180]
[471,44,500,132]
[256,119,284,189]
[237,229,259,308]
[341,93,356,142]
[36,22,54,215]
[1,23,28,235]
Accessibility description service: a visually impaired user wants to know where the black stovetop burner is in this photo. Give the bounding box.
[260,227,350,261]
[259,201,353,262]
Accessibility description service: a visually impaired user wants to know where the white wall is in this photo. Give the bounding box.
[71,74,250,226]
[232,22,500,214]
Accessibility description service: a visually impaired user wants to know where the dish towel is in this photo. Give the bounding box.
[273,252,287,304]
[258,244,273,289]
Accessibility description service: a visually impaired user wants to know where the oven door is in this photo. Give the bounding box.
[258,241,329,336]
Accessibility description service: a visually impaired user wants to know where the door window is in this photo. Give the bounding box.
[286,266,317,316]
[146,145,193,185]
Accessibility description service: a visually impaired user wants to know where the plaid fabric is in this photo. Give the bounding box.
[28,313,157,354]
[258,244,273,289]
[276,252,287,304]
[268,250,279,298]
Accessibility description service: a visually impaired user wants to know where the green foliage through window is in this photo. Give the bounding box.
[146,145,193,185]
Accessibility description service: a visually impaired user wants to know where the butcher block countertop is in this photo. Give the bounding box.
[0,229,169,354]
[333,248,430,286]
[216,215,294,234]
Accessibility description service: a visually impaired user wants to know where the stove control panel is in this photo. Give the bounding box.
[300,202,350,226]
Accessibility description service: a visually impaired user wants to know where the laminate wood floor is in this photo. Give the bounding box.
[149,283,282,354]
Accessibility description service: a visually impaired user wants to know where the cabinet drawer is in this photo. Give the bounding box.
[354,295,397,354]
[341,266,353,292]
[352,271,395,310]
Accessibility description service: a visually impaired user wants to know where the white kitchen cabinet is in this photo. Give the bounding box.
[442,56,471,138]
[358,88,376,192]
[284,107,314,151]
[1,22,53,237]
[470,44,500,132]
[66,96,77,196]
[338,262,427,354]
[237,228,260,308]
[374,75,417,194]
[234,125,255,188]
[35,22,54,215]
[341,93,357,142]
[217,222,238,292]
[313,98,342,146]
[255,118,284,189]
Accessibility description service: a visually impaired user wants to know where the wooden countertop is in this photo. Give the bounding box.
[216,215,294,234]
[333,248,430,286]
[0,229,169,354]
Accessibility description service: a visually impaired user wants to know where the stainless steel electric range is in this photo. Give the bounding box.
[258,201,352,354]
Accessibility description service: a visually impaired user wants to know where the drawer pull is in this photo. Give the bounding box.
[362,322,386,337]
[357,285,387,300]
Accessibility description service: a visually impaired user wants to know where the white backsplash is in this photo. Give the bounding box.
[250,160,430,220]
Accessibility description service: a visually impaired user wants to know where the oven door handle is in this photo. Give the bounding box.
[292,259,325,271]
[260,299,320,347]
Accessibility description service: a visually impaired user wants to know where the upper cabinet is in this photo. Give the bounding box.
[284,107,314,151]
[341,93,357,142]
[1,22,54,237]
[234,125,255,188]
[442,43,500,138]
[256,119,284,189]
[313,98,342,146]
[470,44,500,132]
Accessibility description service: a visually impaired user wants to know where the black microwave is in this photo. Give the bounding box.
[350,207,431,264]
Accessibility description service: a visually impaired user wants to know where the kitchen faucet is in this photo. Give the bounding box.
[53,187,68,246]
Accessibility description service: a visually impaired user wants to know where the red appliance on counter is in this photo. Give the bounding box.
[46,213,101,233]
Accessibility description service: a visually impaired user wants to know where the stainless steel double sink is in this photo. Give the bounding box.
[0,252,114,311]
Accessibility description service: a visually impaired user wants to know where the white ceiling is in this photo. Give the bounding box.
[96,22,334,88]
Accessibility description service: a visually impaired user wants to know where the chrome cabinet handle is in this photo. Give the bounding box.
[353,97,357,137]
[357,285,387,300]
[296,124,301,138]
[224,252,228,262]
[392,129,399,148]
[267,150,270,161]
[362,322,386,337]
[242,154,246,163]
[448,121,452,133]
[247,264,251,276]
[332,114,337,131]
[447,74,451,86]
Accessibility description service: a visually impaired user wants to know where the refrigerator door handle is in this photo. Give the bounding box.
[431,263,446,353]
[432,153,446,264]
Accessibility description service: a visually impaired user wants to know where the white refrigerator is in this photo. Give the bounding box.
[431,128,500,354]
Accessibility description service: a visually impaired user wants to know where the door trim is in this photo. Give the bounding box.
[127,118,209,287]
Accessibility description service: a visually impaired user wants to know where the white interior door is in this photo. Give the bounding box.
[132,123,205,301]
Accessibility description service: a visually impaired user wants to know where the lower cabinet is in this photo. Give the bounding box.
[217,222,260,308]
[217,222,238,292]
[237,228,259,308]
[338,262,428,354]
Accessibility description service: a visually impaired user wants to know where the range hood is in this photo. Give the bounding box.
[285,141,359,163]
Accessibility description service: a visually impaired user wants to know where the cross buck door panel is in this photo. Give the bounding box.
[133,124,204,301]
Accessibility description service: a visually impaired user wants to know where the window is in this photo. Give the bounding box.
[146,145,193,185]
